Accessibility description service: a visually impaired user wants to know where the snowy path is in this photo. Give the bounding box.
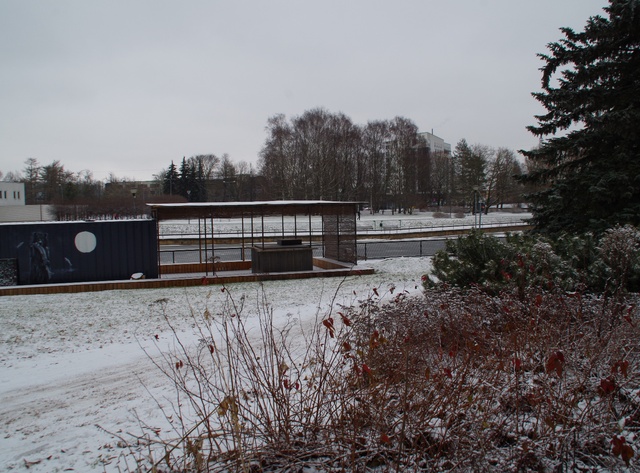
[1,352,160,471]
[0,258,429,472]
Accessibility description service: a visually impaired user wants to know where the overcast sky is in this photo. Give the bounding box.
[1,0,607,182]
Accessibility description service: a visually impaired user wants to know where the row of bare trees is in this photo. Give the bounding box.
[259,109,434,212]
[259,108,526,213]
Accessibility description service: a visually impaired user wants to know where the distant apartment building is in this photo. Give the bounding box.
[418,131,452,155]
[0,182,25,206]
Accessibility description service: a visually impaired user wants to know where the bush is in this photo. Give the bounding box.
[351,286,640,471]
[594,225,640,294]
[424,225,640,297]
[425,229,519,293]
[120,284,640,471]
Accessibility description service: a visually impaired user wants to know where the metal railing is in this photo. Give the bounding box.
[159,239,450,264]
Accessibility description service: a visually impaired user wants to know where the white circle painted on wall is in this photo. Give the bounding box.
[75,231,97,253]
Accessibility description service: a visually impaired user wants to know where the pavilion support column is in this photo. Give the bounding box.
[210,213,215,274]
[309,210,312,250]
[203,216,209,276]
[281,213,285,239]
[250,211,255,250]
[241,212,246,261]
[198,218,203,264]
[321,212,326,258]
[154,211,161,278]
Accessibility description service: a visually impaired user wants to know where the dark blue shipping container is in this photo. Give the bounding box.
[0,219,158,285]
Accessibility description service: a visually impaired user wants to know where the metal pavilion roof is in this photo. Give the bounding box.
[148,200,364,220]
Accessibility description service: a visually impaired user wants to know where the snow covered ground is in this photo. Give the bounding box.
[0,257,431,472]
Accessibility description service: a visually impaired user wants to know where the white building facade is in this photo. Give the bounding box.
[0,182,55,222]
[0,182,25,206]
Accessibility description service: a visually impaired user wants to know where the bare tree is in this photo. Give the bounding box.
[489,148,523,209]
[429,151,454,209]
[217,154,237,201]
[2,170,22,182]
[192,154,220,180]
[260,109,360,201]
[361,120,391,212]
[385,117,423,213]
[259,114,295,200]
[235,160,258,201]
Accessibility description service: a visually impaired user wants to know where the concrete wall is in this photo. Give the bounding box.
[0,205,55,223]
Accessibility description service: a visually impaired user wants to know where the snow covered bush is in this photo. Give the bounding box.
[124,282,640,471]
[343,286,640,471]
[424,227,640,296]
[594,225,640,296]
[425,229,517,292]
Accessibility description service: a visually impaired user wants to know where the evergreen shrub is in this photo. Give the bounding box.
[424,226,640,295]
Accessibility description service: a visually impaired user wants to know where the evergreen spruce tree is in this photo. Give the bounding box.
[521,0,640,234]
[177,157,201,201]
[193,158,207,202]
[454,139,487,207]
[163,161,179,196]
[184,160,198,201]
[177,157,189,199]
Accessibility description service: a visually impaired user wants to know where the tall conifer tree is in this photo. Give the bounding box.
[521,0,640,234]
[163,161,179,196]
